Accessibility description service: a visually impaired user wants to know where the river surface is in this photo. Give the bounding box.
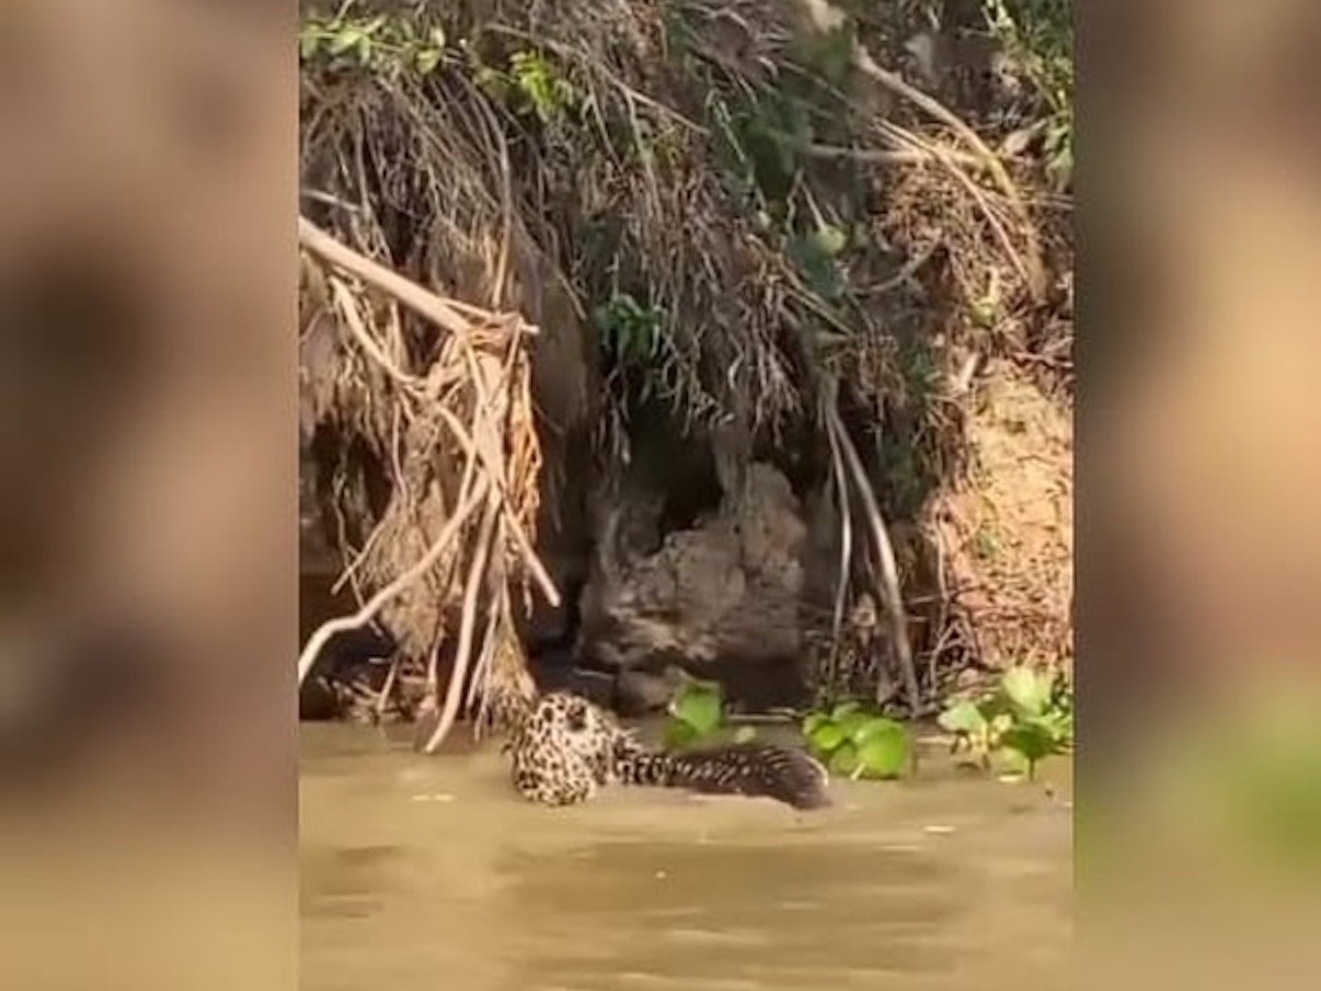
[300,722,1072,991]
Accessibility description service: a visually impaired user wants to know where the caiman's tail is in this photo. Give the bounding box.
[613,740,832,811]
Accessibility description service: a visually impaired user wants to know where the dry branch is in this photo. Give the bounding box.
[298,214,550,732]
[299,216,537,342]
[420,496,498,754]
[824,392,921,712]
[297,477,490,687]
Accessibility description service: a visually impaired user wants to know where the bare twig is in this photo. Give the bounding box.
[431,402,560,608]
[422,495,499,754]
[824,413,854,693]
[374,655,402,720]
[297,477,489,687]
[804,141,983,169]
[860,241,939,298]
[328,276,426,390]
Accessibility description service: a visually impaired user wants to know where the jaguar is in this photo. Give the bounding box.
[501,691,831,810]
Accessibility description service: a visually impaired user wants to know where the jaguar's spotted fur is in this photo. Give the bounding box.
[502,691,831,810]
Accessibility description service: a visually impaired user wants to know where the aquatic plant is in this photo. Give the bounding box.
[937,665,1073,779]
[663,678,756,749]
[802,701,913,780]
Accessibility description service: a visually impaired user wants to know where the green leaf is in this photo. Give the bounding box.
[672,683,723,737]
[664,719,699,750]
[802,712,829,737]
[851,715,904,746]
[415,47,444,75]
[1002,666,1051,716]
[828,742,859,775]
[430,26,448,50]
[990,711,1016,738]
[938,700,988,735]
[808,721,847,755]
[838,709,874,741]
[856,726,912,780]
[327,27,362,55]
[811,223,847,257]
[787,234,844,300]
[614,322,635,362]
[1036,709,1073,745]
[1000,720,1059,765]
[299,31,322,60]
[733,725,757,744]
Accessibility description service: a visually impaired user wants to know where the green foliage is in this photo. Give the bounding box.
[508,50,578,123]
[802,701,913,780]
[982,0,1074,186]
[300,11,575,122]
[299,12,449,78]
[711,88,814,209]
[788,24,857,89]
[593,293,664,367]
[663,679,757,749]
[706,84,857,310]
[788,223,849,301]
[938,665,1073,779]
[472,48,576,122]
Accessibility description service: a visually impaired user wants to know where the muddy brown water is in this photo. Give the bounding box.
[300,723,1072,991]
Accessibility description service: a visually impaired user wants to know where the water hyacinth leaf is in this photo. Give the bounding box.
[938,700,987,735]
[857,723,911,779]
[851,715,905,746]
[802,712,829,737]
[1002,666,1051,716]
[673,683,723,737]
[664,719,699,750]
[828,742,859,775]
[1037,708,1072,745]
[1000,720,1058,766]
[809,721,848,754]
[837,709,873,741]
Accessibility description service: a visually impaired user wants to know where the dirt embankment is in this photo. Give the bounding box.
[298,0,1073,729]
